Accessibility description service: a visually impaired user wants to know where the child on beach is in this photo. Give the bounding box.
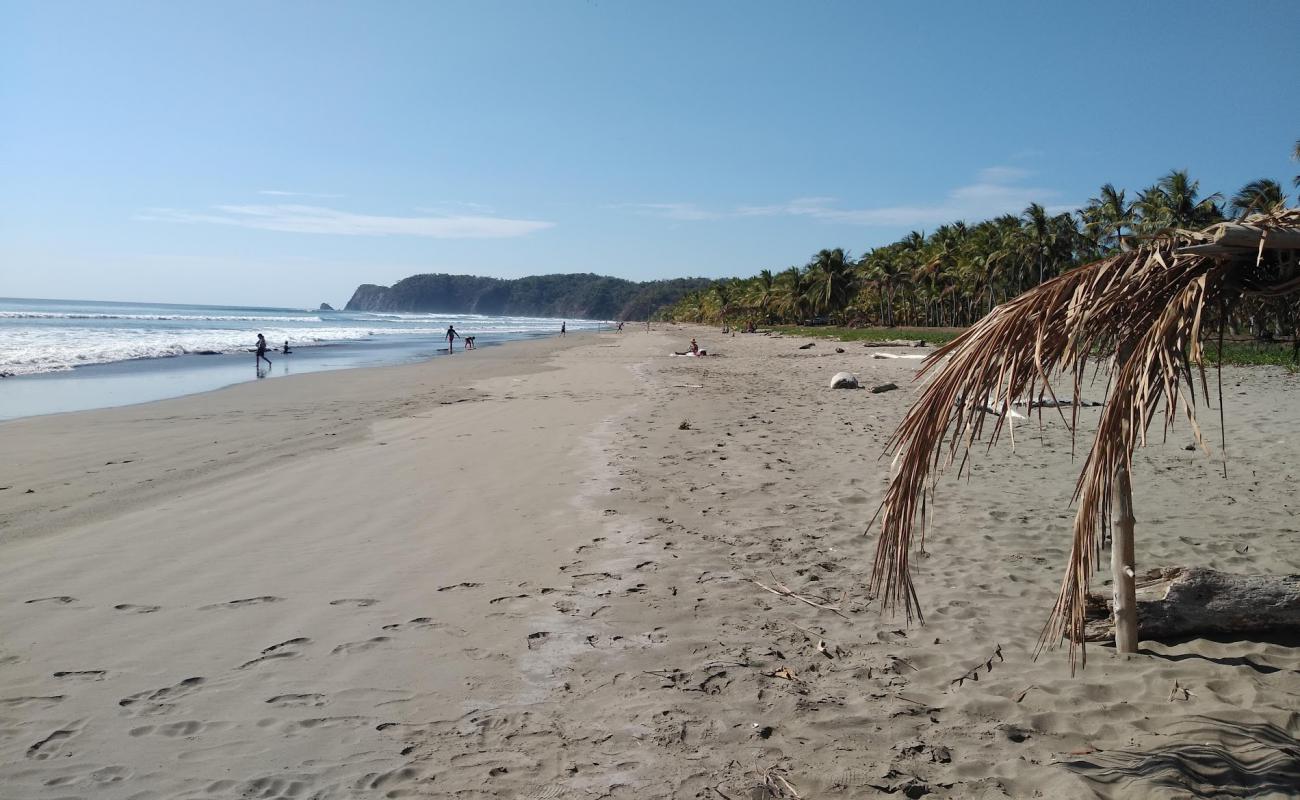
[464,336,476,350]
[255,334,272,369]
[282,340,292,355]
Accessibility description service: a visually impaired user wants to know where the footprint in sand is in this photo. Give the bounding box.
[1,695,65,708]
[352,767,424,793]
[119,676,206,715]
[89,765,133,785]
[238,776,315,797]
[129,719,226,738]
[265,693,326,708]
[331,636,391,655]
[436,582,483,592]
[53,670,107,681]
[27,724,81,760]
[200,596,283,610]
[239,638,312,669]
[329,598,379,607]
[489,594,532,611]
[382,617,450,633]
[24,596,76,605]
[114,604,161,614]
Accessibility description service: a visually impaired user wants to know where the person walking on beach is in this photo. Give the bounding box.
[255,333,272,369]
[561,321,566,337]
[446,324,460,353]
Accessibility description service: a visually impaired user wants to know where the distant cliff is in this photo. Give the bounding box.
[344,273,713,320]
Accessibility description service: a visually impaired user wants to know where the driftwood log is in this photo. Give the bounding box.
[861,339,926,348]
[1080,566,1300,642]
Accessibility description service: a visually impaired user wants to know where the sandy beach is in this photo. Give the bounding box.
[2,329,1298,799]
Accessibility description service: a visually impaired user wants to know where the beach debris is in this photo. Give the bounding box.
[871,383,899,394]
[747,573,850,619]
[1079,566,1300,642]
[797,342,816,349]
[949,644,1004,688]
[835,347,845,353]
[763,665,799,681]
[756,765,803,799]
[893,739,952,764]
[872,352,927,360]
[829,371,860,389]
[862,339,927,347]
[1016,396,1102,408]
[1168,680,1195,701]
[678,419,692,430]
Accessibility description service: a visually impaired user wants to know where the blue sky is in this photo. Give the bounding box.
[3,1,1298,308]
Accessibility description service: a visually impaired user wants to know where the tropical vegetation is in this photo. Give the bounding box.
[663,157,1299,342]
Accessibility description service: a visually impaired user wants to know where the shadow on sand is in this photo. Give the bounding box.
[1062,715,1300,798]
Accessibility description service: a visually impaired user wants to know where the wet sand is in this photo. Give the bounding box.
[2,329,1298,798]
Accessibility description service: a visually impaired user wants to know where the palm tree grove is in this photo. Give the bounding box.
[664,160,1299,344]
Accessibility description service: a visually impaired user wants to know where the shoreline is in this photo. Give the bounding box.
[0,331,565,423]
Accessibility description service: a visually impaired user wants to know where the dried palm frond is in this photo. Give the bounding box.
[868,209,1300,670]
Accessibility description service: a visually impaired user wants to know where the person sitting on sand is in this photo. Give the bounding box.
[255,333,272,369]
[464,335,476,350]
[282,340,292,355]
[446,325,459,353]
[689,337,699,355]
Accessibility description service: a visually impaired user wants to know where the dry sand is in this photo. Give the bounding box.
[2,329,1298,799]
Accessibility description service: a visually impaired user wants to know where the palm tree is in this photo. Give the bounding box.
[746,269,778,323]
[1083,183,1132,252]
[775,266,812,323]
[1230,179,1287,218]
[805,248,858,320]
[1293,138,1300,188]
[1020,203,1055,286]
[1135,169,1223,232]
[707,282,733,323]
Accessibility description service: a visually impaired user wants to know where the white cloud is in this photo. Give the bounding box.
[258,189,346,199]
[614,202,726,221]
[139,204,554,239]
[626,168,1072,228]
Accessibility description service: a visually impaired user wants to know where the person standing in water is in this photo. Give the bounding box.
[561,321,566,337]
[255,333,272,369]
[446,324,459,353]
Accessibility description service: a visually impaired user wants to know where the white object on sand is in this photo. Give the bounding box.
[872,352,926,360]
[829,372,859,389]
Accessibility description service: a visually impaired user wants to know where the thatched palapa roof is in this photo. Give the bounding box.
[869,209,1300,668]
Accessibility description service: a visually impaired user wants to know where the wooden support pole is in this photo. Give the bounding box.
[1111,463,1139,653]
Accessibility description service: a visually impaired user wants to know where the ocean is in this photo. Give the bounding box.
[0,297,609,420]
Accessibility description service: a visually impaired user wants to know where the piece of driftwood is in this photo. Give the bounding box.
[1080,566,1300,642]
[862,339,926,348]
[1210,222,1300,251]
[1175,222,1300,257]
